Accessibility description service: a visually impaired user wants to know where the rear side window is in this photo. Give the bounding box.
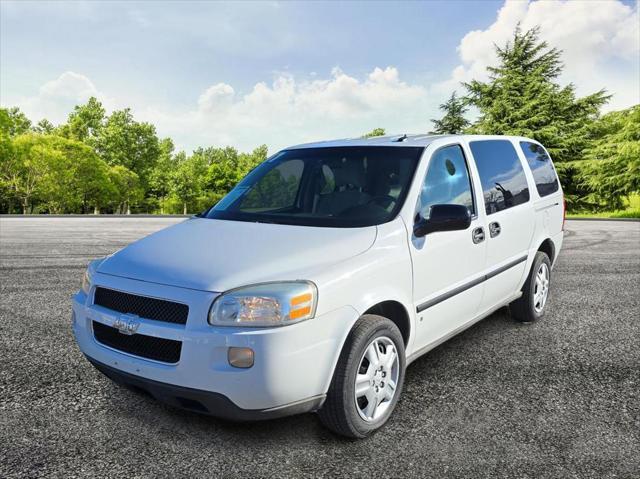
[520,141,559,197]
[470,140,530,215]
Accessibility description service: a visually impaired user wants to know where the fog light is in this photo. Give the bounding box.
[228,347,254,368]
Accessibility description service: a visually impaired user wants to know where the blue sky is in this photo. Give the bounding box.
[1,1,638,152]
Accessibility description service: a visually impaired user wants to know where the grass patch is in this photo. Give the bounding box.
[567,194,640,219]
[567,210,640,219]
[567,195,640,219]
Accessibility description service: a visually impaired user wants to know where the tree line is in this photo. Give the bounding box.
[1,26,638,215]
[0,100,267,215]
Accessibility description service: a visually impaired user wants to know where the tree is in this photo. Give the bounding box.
[362,128,386,138]
[59,97,105,143]
[148,138,176,213]
[49,136,113,214]
[170,152,208,214]
[33,119,55,134]
[464,26,609,163]
[0,133,114,213]
[206,145,267,203]
[108,165,142,214]
[1,107,32,137]
[430,92,469,134]
[577,105,640,210]
[0,110,15,211]
[94,108,160,187]
[1,134,52,213]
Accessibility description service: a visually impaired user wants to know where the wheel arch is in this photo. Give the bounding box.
[362,300,412,347]
[537,237,556,265]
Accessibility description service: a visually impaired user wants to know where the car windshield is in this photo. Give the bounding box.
[205,146,423,227]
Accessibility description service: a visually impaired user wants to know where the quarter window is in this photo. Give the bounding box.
[418,145,475,218]
[470,140,530,215]
[520,141,559,197]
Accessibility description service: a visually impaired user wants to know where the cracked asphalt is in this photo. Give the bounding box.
[1,217,638,478]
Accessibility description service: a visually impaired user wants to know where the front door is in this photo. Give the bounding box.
[410,144,487,350]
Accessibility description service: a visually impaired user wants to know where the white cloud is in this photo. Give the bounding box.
[15,71,107,124]
[39,71,98,101]
[143,66,433,152]
[440,0,640,111]
[197,83,235,113]
[7,67,434,152]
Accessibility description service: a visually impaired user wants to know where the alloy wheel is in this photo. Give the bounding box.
[533,262,550,313]
[354,336,400,422]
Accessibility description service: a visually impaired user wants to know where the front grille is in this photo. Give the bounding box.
[94,287,188,325]
[93,321,182,363]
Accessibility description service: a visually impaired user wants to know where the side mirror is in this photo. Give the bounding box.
[413,204,471,237]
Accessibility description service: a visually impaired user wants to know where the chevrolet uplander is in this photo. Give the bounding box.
[72,134,564,438]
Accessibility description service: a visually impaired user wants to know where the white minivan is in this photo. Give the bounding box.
[72,134,564,438]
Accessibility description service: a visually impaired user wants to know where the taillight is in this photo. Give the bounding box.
[562,196,567,231]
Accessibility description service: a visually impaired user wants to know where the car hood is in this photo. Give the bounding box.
[97,218,377,292]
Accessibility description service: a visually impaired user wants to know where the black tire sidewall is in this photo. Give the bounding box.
[339,316,406,437]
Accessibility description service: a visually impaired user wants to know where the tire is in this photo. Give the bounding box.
[510,251,552,323]
[318,314,406,438]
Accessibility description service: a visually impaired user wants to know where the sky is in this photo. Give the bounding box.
[1,0,638,153]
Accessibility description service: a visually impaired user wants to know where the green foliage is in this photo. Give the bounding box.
[206,145,267,203]
[33,119,55,134]
[574,105,640,210]
[59,97,105,142]
[430,92,469,134]
[1,133,46,213]
[464,26,609,163]
[0,109,14,164]
[40,136,113,213]
[0,101,270,214]
[0,133,112,213]
[362,128,386,138]
[108,165,142,214]
[94,108,160,188]
[169,151,209,214]
[2,107,32,137]
[148,138,176,213]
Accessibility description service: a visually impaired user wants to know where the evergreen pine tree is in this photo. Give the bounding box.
[464,26,609,163]
[579,105,640,210]
[431,92,470,134]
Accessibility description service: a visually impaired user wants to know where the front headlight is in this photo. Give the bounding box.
[81,269,92,294]
[81,259,103,295]
[208,281,318,327]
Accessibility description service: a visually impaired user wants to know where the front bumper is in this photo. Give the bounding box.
[72,272,358,414]
[87,356,325,420]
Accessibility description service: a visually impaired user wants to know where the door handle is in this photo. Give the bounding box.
[472,227,485,244]
[489,221,501,238]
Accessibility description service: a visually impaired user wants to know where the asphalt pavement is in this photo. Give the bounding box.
[0,217,638,478]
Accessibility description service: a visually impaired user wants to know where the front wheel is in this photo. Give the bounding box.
[510,251,552,323]
[318,314,405,438]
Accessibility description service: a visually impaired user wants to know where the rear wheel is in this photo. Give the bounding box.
[319,315,405,438]
[511,251,551,323]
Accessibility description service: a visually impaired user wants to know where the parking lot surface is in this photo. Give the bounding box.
[1,217,638,478]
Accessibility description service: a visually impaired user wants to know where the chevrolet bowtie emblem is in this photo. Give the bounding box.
[113,314,140,335]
